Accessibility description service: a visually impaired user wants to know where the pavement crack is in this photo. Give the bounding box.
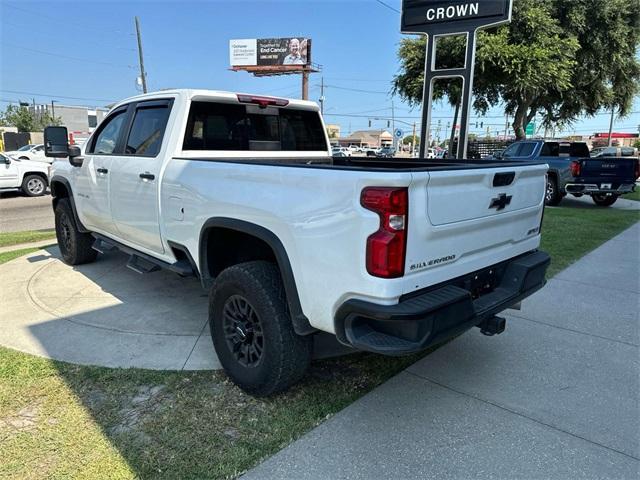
[404,370,640,462]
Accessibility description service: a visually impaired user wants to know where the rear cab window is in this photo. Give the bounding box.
[182,100,327,152]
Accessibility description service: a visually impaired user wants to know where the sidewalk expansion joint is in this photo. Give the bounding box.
[181,319,209,370]
[506,313,639,348]
[550,276,639,295]
[404,370,640,462]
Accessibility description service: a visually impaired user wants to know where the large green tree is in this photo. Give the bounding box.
[393,0,640,140]
[0,105,61,132]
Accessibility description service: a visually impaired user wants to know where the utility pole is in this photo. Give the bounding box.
[504,114,509,140]
[412,121,416,156]
[391,97,396,151]
[301,68,309,100]
[135,16,148,93]
[319,76,325,115]
[607,107,615,147]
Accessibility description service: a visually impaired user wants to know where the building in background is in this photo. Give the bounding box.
[337,130,393,148]
[31,103,109,144]
[325,124,340,142]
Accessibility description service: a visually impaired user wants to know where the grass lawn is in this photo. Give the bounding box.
[0,229,56,248]
[623,189,640,201]
[0,247,47,264]
[0,206,638,479]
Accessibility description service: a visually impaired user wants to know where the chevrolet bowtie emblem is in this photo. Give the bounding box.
[489,193,512,211]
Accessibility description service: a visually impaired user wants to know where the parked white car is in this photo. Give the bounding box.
[0,153,50,196]
[45,89,550,396]
[5,144,51,163]
[331,146,352,157]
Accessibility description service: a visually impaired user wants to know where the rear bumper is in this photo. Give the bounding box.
[565,183,635,195]
[334,250,550,355]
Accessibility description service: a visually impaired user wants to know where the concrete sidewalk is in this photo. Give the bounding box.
[244,223,640,479]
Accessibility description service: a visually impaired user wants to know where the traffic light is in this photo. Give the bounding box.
[369,120,371,127]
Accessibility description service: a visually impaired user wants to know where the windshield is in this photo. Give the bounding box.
[18,145,34,151]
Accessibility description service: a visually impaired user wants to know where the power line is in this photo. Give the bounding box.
[1,43,136,69]
[2,21,136,52]
[3,3,131,35]
[374,0,400,14]
[0,89,116,104]
[323,84,390,95]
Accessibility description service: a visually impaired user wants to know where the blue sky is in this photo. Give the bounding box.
[1,0,638,140]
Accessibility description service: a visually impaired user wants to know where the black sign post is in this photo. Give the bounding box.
[401,0,513,159]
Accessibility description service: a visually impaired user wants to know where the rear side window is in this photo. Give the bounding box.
[182,101,326,151]
[89,110,127,154]
[125,104,171,157]
[540,142,559,157]
[568,143,589,157]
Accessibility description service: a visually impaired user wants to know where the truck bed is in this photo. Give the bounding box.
[176,155,546,171]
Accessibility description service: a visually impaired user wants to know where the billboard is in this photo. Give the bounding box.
[230,38,311,67]
[401,0,512,34]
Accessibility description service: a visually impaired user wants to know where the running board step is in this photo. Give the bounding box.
[92,238,117,254]
[126,255,161,274]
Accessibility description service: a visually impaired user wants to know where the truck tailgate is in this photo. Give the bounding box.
[578,157,638,181]
[404,164,547,294]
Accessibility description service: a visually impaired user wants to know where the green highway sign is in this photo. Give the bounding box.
[525,122,535,137]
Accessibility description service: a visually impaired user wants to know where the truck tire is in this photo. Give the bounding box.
[21,174,47,197]
[54,198,98,265]
[591,194,618,207]
[209,261,312,396]
[545,176,562,206]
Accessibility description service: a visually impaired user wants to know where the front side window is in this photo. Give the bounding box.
[125,105,171,157]
[90,111,127,154]
[517,143,536,157]
[182,101,327,151]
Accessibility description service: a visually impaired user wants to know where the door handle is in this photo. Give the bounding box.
[97,168,108,174]
[139,172,155,181]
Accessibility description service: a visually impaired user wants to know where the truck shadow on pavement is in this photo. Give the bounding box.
[7,246,399,478]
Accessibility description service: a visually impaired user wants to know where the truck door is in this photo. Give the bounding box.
[0,154,19,188]
[109,99,172,254]
[76,106,129,234]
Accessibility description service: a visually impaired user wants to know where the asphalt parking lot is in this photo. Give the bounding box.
[0,192,53,233]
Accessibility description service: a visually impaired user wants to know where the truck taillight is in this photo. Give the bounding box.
[635,159,639,180]
[361,187,408,279]
[236,94,289,108]
[570,160,581,177]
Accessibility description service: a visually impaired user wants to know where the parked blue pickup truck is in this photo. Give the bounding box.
[494,140,638,206]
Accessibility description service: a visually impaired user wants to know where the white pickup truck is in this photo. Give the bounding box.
[0,152,50,196]
[44,89,550,396]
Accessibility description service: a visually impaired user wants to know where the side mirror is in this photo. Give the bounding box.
[68,145,84,167]
[1,156,10,164]
[44,126,69,158]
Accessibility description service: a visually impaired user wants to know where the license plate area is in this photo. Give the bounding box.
[601,183,612,190]
[463,267,502,299]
